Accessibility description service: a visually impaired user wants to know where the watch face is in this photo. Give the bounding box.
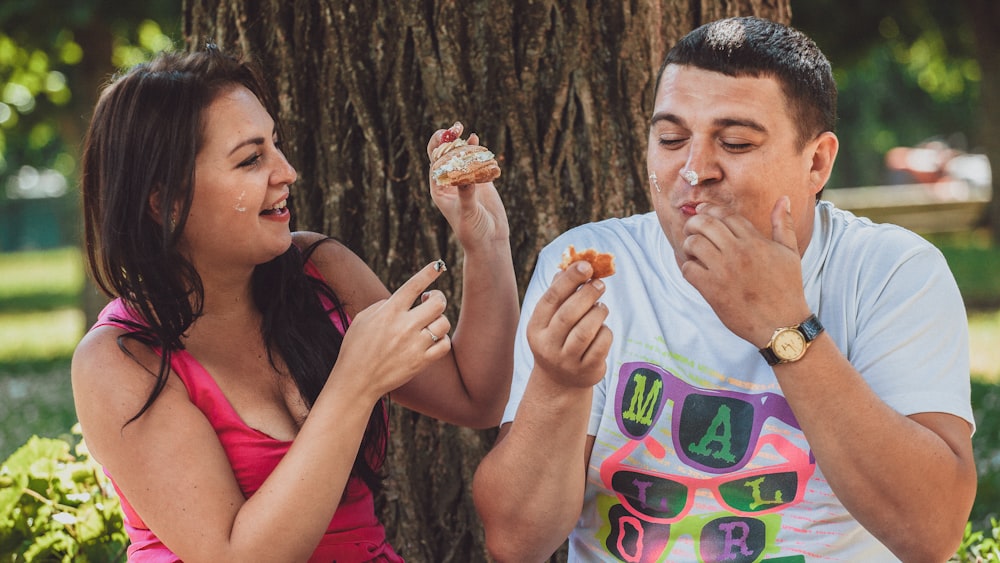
[773,328,806,361]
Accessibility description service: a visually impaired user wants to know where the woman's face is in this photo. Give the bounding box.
[179,84,296,272]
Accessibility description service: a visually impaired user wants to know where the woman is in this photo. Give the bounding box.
[71,47,518,562]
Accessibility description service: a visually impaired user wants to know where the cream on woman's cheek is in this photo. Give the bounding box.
[234,190,247,212]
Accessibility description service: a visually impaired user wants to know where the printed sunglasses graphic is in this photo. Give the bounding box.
[601,433,815,524]
[598,500,794,563]
[613,362,801,473]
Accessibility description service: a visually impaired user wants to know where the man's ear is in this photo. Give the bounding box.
[808,131,839,195]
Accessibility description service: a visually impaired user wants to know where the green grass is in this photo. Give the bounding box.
[928,230,1000,309]
[0,247,85,308]
[0,247,84,374]
[970,309,1000,383]
[0,247,84,458]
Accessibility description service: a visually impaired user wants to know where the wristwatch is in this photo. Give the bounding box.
[759,314,824,366]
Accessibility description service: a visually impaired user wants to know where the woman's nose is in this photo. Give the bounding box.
[273,150,297,186]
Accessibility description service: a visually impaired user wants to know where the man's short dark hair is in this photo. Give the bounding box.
[659,17,837,149]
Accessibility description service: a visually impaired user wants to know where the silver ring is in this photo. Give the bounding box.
[424,328,440,343]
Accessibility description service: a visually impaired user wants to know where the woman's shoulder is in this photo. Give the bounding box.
[291,231,358,276]
[72,323,164,405]
[290,231,388,316]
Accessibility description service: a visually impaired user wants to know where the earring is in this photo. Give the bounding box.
[649,172,661,193]
[680,169,699,186]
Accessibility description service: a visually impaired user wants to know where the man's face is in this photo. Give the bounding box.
[647,64,833,266]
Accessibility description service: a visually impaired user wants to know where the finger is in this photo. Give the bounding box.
[689,203,734,241]
[455,180,480,211]
[548,278,607,339]
[426,122,464,158]
[580,324,614,368]
[563,300,610,357]
[425,315,452,342]
[527,261,595,334]
[467,132,480,146]
[386,260,448,310]
[680,232,718,269]
[771,196,798,253]
[412,289,448,327]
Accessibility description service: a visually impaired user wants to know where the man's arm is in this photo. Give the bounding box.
[681,198,976,562]
[771,337,975,563]
[473,261,611,562]
[473,397,597,561]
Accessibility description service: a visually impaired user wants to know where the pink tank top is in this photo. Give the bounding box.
[94,262,402,562]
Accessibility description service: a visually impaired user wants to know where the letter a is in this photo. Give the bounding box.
[687,404,737,464]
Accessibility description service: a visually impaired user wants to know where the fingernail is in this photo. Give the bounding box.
[451,121,461,131]
[784,196,792,214]
[592,279,605,291]
[433,259,447,272]
[421,291,430,302]
[575,262,589,273]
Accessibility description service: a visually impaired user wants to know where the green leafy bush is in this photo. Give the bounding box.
[0,430,126,562]
[953,519,1000,562]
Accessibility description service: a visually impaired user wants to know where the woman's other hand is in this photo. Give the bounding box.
[426,122,510,250]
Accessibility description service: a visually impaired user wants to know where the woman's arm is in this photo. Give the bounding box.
[73,261,449,562]
[298,123,519,429]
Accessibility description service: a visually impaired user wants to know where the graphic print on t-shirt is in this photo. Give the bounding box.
[597,361,814,563]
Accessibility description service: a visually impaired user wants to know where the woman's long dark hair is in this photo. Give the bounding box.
[80,48,387,490]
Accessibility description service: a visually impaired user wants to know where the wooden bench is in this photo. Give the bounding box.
[823,180,991,234]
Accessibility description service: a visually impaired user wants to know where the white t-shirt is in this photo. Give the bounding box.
[503,201,973,562]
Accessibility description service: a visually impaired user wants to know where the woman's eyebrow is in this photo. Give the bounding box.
[228,137,265,157]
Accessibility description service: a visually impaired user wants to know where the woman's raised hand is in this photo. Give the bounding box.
[334,261,452,401]
[426,122,510,250]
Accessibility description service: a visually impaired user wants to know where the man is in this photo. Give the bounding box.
[473,16,976,563]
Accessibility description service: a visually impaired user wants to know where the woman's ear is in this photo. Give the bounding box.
[148,187,176,228]
[808,131,839,194]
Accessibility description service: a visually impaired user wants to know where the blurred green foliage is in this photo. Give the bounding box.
[0,1,179,167]
[792,0,984,189]
[0,1,179,250]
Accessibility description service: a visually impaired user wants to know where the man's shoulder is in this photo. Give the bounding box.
[813,201,951,292]
[817,201,938,257]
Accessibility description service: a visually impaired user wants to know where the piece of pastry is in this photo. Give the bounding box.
[558,245,616,279]
[430,130,501,186]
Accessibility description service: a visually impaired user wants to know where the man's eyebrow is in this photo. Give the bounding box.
[649,112,767,133]
[650,112,684,127]
[228,137,265,157]
[714,117,767,133]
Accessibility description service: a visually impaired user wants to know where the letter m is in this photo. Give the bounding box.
[622,374,662,426]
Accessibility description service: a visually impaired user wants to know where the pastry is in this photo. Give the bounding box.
[558,245,616,279]
[430,130,501,186]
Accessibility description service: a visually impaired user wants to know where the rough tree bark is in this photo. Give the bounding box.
[961,0,1000,240]
[182,1,791,560]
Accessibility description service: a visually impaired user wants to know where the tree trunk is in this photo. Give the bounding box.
[182,1,791,560]
[961,0,1000,239]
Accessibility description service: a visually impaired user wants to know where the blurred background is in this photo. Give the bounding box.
[1,0,998,542]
